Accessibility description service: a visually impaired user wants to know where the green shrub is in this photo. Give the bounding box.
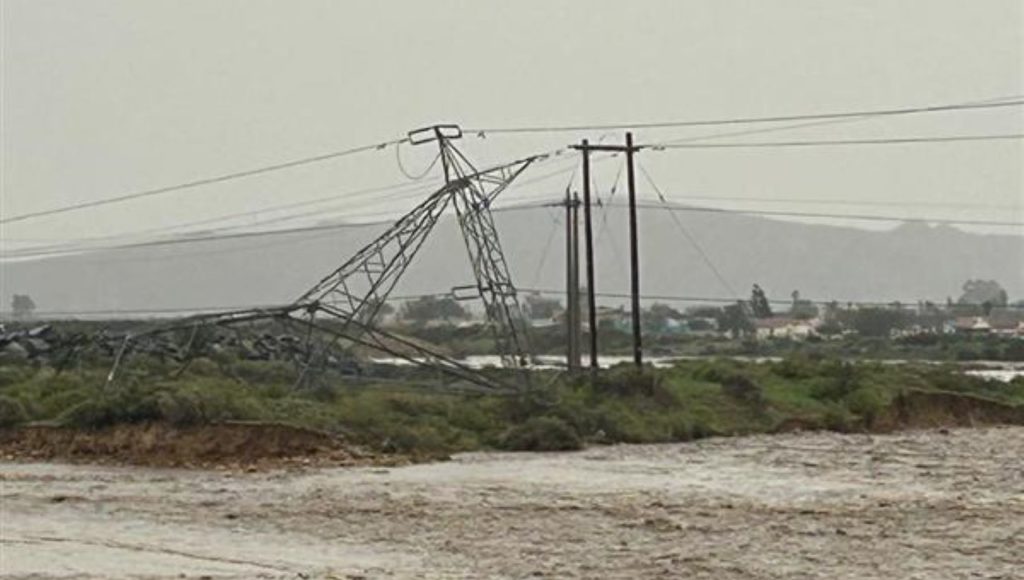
[822,403,855,432]
[383,424,451,454]
[0,396,28,428]
[593,365,659,397]
[772,355,819,379]
[1003,341,1024,362]
[155,390,207,426]
[844,386,886,428]
[499,416,582,451]
[812,361,860,401]
[0,365,35,388]
[720,374,765,408]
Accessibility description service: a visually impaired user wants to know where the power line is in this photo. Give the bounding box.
[1,136,409,225]
[648,94,1024,147]
[656,194,1018,210]
[578,199,1024,228]
[1,179,441,256]
[648,133,1024,150]
[0,200,559,260]
[6,292,456,319]
[466,98,1024,135]
[530,208,562,288]
[0,152,576,259]
[636,161,739,299]
[1,149,579,256]
[12,190,1014,262]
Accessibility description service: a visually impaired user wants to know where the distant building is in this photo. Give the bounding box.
[754,317,816,340]
[953,316,992,334]
[988,308,1024,337]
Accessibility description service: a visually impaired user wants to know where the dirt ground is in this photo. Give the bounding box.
[2,427,1022,579]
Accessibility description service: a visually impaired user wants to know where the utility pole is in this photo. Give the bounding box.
[580,140,598,371]
[571,133,643,368]
[625,132,642,367]
[571,191,582,370]
[564,189,581,371]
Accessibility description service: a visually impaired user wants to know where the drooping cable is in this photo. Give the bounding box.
[637,161,739,299]
[395,140,443,180]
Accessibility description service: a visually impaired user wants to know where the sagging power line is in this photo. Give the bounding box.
[466,97,1024,135]
[1,136,411,225]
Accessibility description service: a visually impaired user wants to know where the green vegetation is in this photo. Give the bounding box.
[1,354,1021,456]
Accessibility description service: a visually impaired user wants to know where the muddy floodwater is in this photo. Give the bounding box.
[2,427,1022,579]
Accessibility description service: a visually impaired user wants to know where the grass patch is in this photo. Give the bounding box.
[0,355,1019,455]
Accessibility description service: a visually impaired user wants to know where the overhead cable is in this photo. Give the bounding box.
[648,133,1024,150]
[2,137,409,225]
[466,98,1024,135]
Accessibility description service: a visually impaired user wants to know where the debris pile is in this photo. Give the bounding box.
[0,323,362,373]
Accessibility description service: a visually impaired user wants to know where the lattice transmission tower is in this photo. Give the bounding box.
[103,125,541,393]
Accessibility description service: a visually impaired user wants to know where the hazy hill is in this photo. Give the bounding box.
[2,205,1022,317]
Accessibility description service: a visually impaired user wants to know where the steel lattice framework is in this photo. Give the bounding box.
[103,126,541,393]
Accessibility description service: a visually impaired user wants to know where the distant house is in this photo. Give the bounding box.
[953,316,992,334]
[988,308,1024,337]
[754,317,816,340]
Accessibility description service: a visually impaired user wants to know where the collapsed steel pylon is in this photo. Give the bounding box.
[104,125,541,393]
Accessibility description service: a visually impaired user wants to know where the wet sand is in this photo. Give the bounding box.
[2,427,1022,579]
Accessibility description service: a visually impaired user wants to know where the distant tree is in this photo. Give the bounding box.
[643,303,683,333]
[788,290,819,320]
[817,300,844,335]
[400,295,468,323]
[718,301,754,338]
[958,280,1008,308]
[916,301,946,332]
[523,293,562,320]
[845,307,907,338]
[11,295,35,320]
[750,284,772,319]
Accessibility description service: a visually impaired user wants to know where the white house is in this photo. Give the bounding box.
[754,318,817,340]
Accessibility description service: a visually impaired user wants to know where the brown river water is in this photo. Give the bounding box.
[2,427,1022,579]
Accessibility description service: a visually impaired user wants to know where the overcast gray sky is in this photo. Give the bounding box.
[2,0,1022,251]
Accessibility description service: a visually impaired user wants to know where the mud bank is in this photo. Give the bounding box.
[1,388,1021,470]
[0,422,395,469]
[2,426,1022,579]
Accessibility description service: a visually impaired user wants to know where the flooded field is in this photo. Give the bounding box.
[2,427,1022,579]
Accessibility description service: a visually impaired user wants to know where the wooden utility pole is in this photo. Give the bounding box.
[571,191,582,370]
[625,132,642,367]
[580,140,599,370]
[571,133,643,368]
[564,190,581,371]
